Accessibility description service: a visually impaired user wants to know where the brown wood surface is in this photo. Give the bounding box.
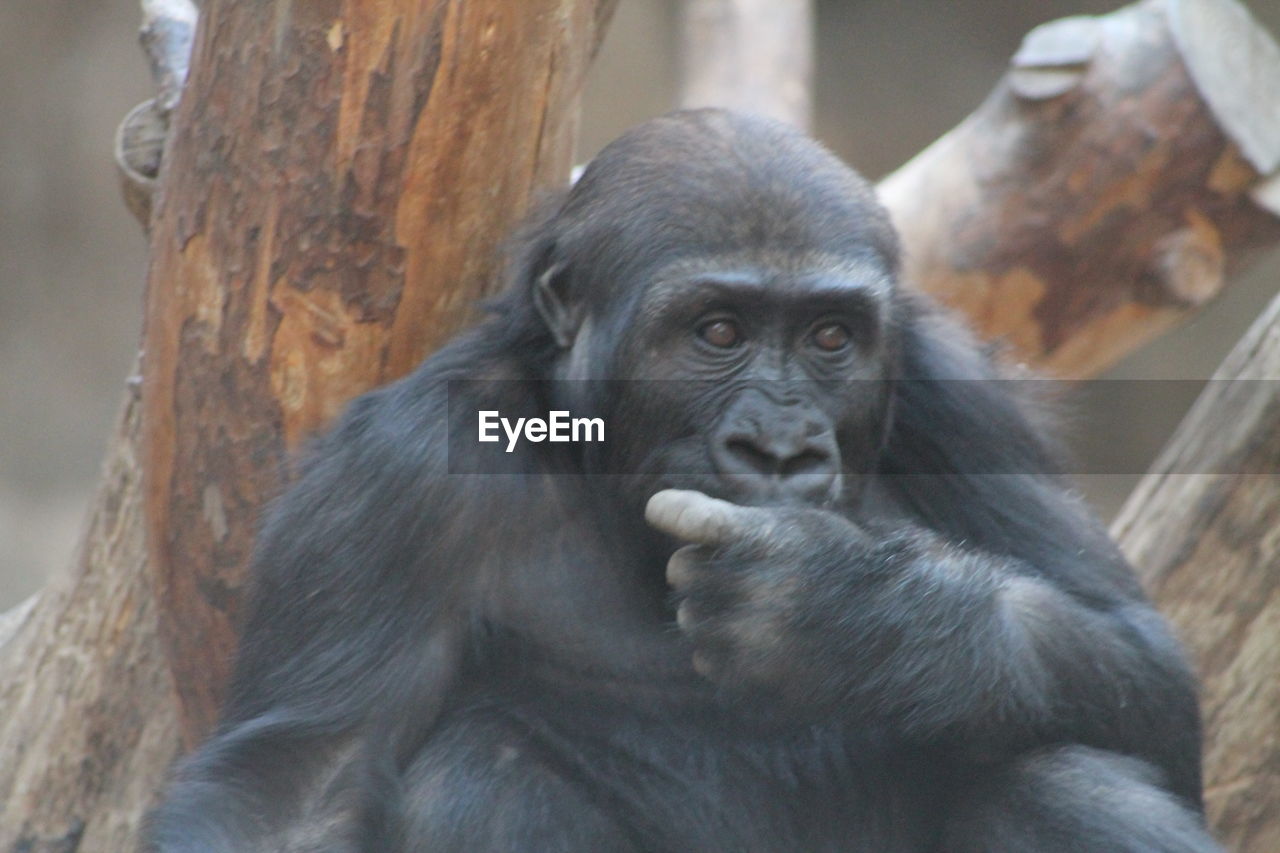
[677,0,813,130]
[0,380,182,850]
[1113,293,1280,853]
[0,1,618,842]
[878,0,1280,378]
[141,0,617,744]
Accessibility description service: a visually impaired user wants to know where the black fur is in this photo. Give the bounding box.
[148,110,1217,852]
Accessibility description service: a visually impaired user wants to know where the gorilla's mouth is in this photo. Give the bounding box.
[627,437,845,512]
[709,471,846,509]
[723,440,831,478]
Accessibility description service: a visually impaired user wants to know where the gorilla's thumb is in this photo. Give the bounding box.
[644,489,770,546]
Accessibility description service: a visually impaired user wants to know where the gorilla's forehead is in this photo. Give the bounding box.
[635,251,893,315]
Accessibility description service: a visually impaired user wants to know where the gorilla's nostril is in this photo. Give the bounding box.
[726,438,779,474]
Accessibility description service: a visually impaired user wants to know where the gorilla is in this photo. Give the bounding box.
[149,109,1218,852]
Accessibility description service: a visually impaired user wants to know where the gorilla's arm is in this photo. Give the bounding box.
[647,489,1202,805]
[148,375,473,852]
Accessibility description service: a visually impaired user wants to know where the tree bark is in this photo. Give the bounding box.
[0,376,182,851]
[142,0,618,745]
[1112,293,1280,853]
[0,0,616,845]
[877,0,1280,378]
[677,0,813,130]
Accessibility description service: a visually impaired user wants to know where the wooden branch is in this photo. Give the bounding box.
[1112,293,1280,852]
[677,0,813,130]
[877,0,1280,378]
[0,377,182,850]
[142,0,618,745]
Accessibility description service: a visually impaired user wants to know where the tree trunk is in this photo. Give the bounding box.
[1112,292,1280,853]
[0,0,616,845]
[142,0,618,746]
[878,0,1280,378]
[677,0,813,130]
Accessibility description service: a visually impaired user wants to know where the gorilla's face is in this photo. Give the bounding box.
[590,252,896,511]
[529,109,902,514]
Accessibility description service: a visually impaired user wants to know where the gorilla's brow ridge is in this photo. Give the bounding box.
[638,252,893,319]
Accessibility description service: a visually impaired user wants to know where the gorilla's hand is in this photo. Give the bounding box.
[646,484,1197,773]
[645,488,1026,730]
[645,488,874,701]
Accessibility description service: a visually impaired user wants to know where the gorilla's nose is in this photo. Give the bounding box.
[713,411,839,501]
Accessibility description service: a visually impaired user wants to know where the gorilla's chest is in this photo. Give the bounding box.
[435,685,948,852]
[486,538,687,669]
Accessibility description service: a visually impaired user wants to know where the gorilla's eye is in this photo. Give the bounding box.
[698,319,742,348]
[813,323,851,352]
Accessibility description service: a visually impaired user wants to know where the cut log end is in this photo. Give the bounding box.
[1168,0,1280,175]
[114,99,167,230]
[1008,15,1098,100]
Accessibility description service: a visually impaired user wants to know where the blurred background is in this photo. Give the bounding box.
[2,0,1278,609]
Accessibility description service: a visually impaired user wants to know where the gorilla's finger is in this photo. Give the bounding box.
[645,489,770,546]
[667,544,707,589]
[676,600,696,632]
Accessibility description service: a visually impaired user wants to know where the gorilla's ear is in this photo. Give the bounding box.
[532,262,581,348]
